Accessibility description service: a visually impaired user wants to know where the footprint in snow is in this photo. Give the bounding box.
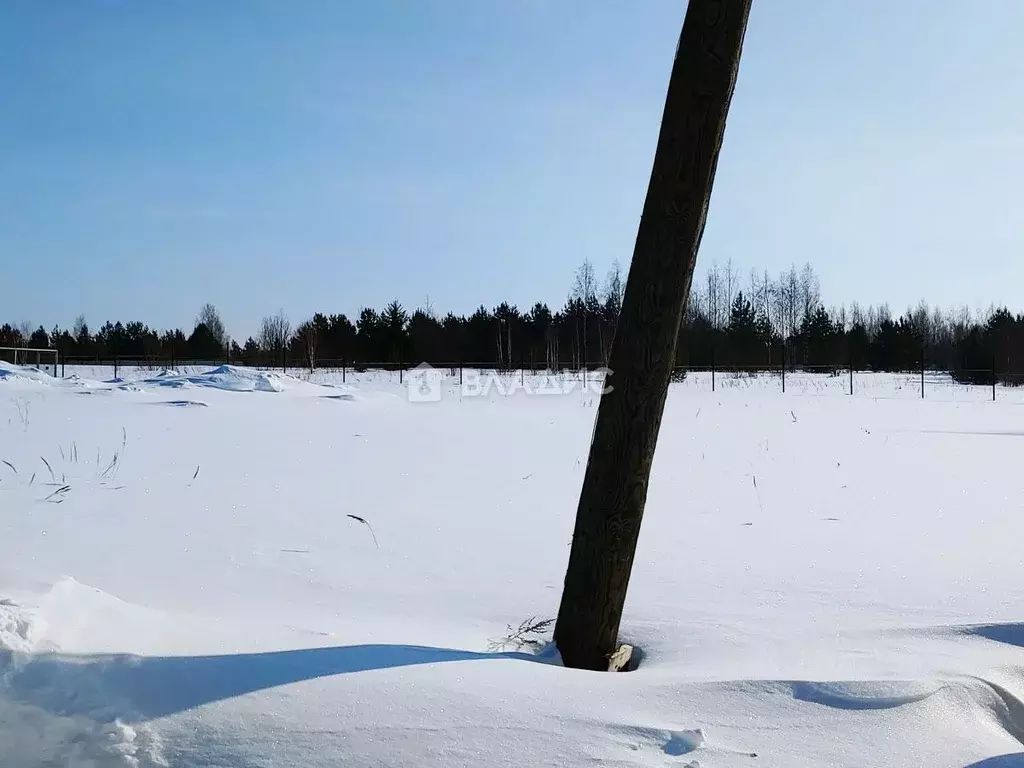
[664,728,706,756]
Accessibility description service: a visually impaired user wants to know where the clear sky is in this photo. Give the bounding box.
[2,0,1021,339]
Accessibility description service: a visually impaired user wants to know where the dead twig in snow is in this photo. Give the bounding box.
[487,616,555,652]
[2,460,17,476]
[346,514,379,549]
[40,456,56,483]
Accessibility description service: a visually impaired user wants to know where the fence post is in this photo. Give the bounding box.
[920,352,925,399]
[342,359,346,384]
[711,348,716,393]
[399,360,403,385]
[114,355,119,380]
[993,354,997,402]
[460,363,463,387]
[849,350,854,396]
[781,359,785,394]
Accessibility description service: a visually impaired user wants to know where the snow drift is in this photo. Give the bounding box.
[3,369,1024,766]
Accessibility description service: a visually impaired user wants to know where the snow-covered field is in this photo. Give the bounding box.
[2,361,1024,767]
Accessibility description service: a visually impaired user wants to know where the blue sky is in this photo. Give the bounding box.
[2,1,1021,339]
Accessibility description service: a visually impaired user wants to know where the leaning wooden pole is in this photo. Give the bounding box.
[554,0,752,671]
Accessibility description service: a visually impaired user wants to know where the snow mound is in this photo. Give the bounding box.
[0,599,36,653]
[0,361,54,383]
[0,580,170,768]
[141,365,290,393]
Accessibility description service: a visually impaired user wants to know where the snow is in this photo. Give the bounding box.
[0,361,55,384]
[3,361,1024,767]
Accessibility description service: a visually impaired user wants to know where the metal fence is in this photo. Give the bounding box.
[50,355,1024,401]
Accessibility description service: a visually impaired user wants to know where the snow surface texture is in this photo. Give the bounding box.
[3,361,1024,766]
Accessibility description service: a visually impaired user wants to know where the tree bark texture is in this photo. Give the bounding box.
[554,0,753,671]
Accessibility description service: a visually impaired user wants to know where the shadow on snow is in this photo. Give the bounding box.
[0,644,552,722]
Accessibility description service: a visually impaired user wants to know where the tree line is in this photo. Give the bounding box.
[2,262,1022,383]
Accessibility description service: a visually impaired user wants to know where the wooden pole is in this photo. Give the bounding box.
[554,0,752,671]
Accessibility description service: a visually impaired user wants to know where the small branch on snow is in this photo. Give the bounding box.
[487,616,554,653]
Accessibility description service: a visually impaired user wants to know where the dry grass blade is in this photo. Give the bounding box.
[104,429,128,481]
[40,456,56,483]
[346,514,379,549]
[14,399,29,432]
[99,454,119,480]
[752,474,764,515]
[42,485,71,503]
[2,460,17,476]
